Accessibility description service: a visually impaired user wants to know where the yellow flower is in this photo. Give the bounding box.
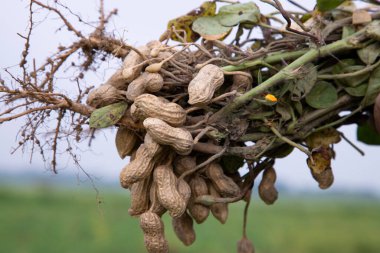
[265,94,277,102]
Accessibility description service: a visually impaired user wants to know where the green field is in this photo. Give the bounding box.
[1,186,380,253]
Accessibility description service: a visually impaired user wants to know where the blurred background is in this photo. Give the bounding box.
[1,0,380,252]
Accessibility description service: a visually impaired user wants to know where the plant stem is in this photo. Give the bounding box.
[210,29,366,123]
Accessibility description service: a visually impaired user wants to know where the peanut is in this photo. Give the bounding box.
[188,175,210,224]
[126,72,164,101]
[174,156,196,176]
[258,167,278,205]
[154,164,187,218]
[172,211,196,246]
[140,211,169,253]
[209,184,229,224]
[206,162,241,197]
[132,94,186,126]
[115,126,139,159]
[122,45,150,83]
[119,136,163,188]
[237,237,255,253]
[128,176,151,216]
[143,118,193,155]
[188,64,224,105]
[86,84,125,108]
[231,71,252,93]
[149,181,167,216]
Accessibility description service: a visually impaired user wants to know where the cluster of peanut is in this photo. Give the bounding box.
[86,40,262,253]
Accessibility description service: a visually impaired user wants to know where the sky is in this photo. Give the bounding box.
[0,0,380,195]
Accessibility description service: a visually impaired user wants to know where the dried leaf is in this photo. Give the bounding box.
[305,81,338,109]
[275,102,292,121]
[89,102,128,129]
[366,20,380,41]
[167,1,216,42]
[352,9,372,25]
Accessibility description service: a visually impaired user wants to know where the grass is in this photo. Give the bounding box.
[1,186,380,253]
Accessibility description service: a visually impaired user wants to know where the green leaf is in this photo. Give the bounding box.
[89,102,128,129]
[317,0,345,12]
[344,83,368,97]
[192,16,232,40]
[366,20,380,41]
[218,2,260,27]
[333,60,370,87]
[276,102,292,121]
[290,63,317,101]
[357,43,380,65]
[361,66,380,107]
[357,121,380,145]
[305,81,338,109]
[342,25,355,39]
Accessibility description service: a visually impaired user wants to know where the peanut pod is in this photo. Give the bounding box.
[119,137,163,188]
[140,211,169,253]
[209,184,229,224]
[128,176,151,216]
[174,156,196,176]
[188,174,210,224]
[86,84,125,108]
[126,72,164,101]
[258,167,278,205]
[149,181,167,216]
[122,45,150,83]
[132,94,186,126]
[154,164,187,218]
[188,64,224,105]
[172,211,196,246]
[206,162,241,197]
[143,117,193,155]
[115,126,139,159]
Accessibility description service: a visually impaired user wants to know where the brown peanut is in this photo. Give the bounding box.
[231,71,252,93]
[122,45,150,83]
[128,176,151,216]
[188,64,224,105]
[188,175,210,224]
[237,237,255,253]
[140,211,169,253]
[132,94,186,126]
[154,164,187,218]
[86,84,125,108]
[143,118,193,155]
[258,167,278,205]
[206,162,241,197]
[177,178,191,206]
[174,156,196,176]
[172,211,196,246]
[149,181,167,216]
[115,126,139,159]
[119,136,163,188]
[126,72,164,101]
[209,184,228,224]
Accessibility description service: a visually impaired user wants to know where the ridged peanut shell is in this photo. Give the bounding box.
[209,184,228,224]
[206,162,241,197]
[188,175,210,224]
[133,94,186,126]
[128,176,151,216]
[258,167,278,205]
[143,118,193,155]
[126,72,164,101]
[188,64,224,105]
[154,164,186,218]
[140,211,169,253]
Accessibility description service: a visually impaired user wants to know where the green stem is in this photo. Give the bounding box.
[221,49,307,72]
[210,29,366,123]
